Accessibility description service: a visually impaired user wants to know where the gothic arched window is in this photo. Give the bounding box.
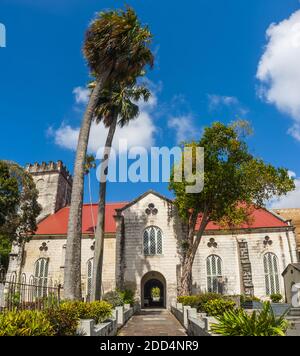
[34,258,49,297]
[20,273,26,302]
[143,226,163,256]
[207,255,223,293]
[264,253,280,295]
[86,258,93,301]
[10,271,17,283]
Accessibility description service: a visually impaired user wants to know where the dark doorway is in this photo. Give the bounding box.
[143,279,165,308]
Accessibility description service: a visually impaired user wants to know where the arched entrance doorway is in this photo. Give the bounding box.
[141,271,166,308]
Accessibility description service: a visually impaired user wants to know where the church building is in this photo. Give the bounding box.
[7,161,299,308]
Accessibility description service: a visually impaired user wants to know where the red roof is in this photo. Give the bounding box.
[36,203,127,235]
[196,207,288,231]
[36,202,288,236]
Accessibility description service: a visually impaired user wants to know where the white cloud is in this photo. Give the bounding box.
[208,94,239,108]
[168,115,197,143]
[288,124,300,141]
[53,112,156,154]
[257,10,300,140]
[73,86,90,105]
[269,171,300,208]
[49,84,158,154]
[208,94,248,116]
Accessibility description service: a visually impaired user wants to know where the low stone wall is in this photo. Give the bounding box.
[188,317,211,337]
[171,303,218,336]
[78,304,137,336]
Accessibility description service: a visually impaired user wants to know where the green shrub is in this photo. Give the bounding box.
[0,310,54,336]
[240,295,261,304]
[103,290,124,308]
[211,302,288,336]
[118,289,135,306]
[60,300,112,324]
[85,301,113,324]
[203,299,236,317]
[270,293,283,303]
[151,287,160,298]
[178,293,224,312]
[45,307,79,336]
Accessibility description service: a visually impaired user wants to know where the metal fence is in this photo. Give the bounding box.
[0,276,62,311]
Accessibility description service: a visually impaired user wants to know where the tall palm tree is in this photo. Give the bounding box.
[64,7,153,300]
[90,81,151,301]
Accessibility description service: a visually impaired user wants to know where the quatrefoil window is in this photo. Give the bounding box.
[145,203,158,216]
[263,236,273,247]
[207,238,218,248]
[39,242,48,252]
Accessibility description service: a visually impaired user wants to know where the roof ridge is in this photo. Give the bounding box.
[82,202,128,206]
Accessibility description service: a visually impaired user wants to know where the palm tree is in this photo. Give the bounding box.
[90,81,151,301]
[64,7,154,300]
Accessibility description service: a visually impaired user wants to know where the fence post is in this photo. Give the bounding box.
[183,306,191,328]
[58,284,62,304]
[116,306,124,326]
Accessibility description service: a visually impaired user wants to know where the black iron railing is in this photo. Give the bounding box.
[0,277,62,311]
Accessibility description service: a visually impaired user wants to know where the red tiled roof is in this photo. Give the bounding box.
[36,203,127,235]
[36,202,288,236]
[196,207,288,231]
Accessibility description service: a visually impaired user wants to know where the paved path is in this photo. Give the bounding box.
[118,309,187,336]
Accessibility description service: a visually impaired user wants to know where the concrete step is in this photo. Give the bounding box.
[288,308,300,317]
[286,329,300,336]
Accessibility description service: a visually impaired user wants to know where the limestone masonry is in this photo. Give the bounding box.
[7,161,299,307]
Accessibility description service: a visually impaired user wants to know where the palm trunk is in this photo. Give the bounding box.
[64,72,110,301]
[91,113,118,301]
[179,212,209,296]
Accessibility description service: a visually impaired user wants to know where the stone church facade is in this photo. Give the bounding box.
[7,162,299,308]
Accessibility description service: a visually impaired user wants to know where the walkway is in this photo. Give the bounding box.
[118,309,187,336]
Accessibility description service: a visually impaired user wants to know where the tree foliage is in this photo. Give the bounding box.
[90,80,151,128]
[0,161,19,226]
[0,161,41,268]
[83,7,154,81]
[169,121,295,295]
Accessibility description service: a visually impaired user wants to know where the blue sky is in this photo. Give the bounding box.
[1,0,300,206]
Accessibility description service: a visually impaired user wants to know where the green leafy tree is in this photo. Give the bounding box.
[169,122,295,296]
[0,161,19,226]
[0,161,41,269]
[64,7,154,301]
[0,161,19,268]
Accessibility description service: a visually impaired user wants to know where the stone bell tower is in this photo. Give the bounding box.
[26,161,73,221]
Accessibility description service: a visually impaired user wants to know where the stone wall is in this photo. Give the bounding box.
[26,161,72,221]
[192,234,242,295]
[274,209,300,259]
[21,235,116,297]
[77,304,137,336]
[192,230,297,298]
[115,192,184,308]
[171,303,217,336]
[282,264,300,303]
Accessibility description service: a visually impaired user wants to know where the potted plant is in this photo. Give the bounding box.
[270,294,290,316]
[241,295,263,310]
[151,287,161,302]
[270,293,283,303]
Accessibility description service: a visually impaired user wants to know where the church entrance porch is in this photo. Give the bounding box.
[141,271,166,308]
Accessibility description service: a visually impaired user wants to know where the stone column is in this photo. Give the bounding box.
[6,240,24,282]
